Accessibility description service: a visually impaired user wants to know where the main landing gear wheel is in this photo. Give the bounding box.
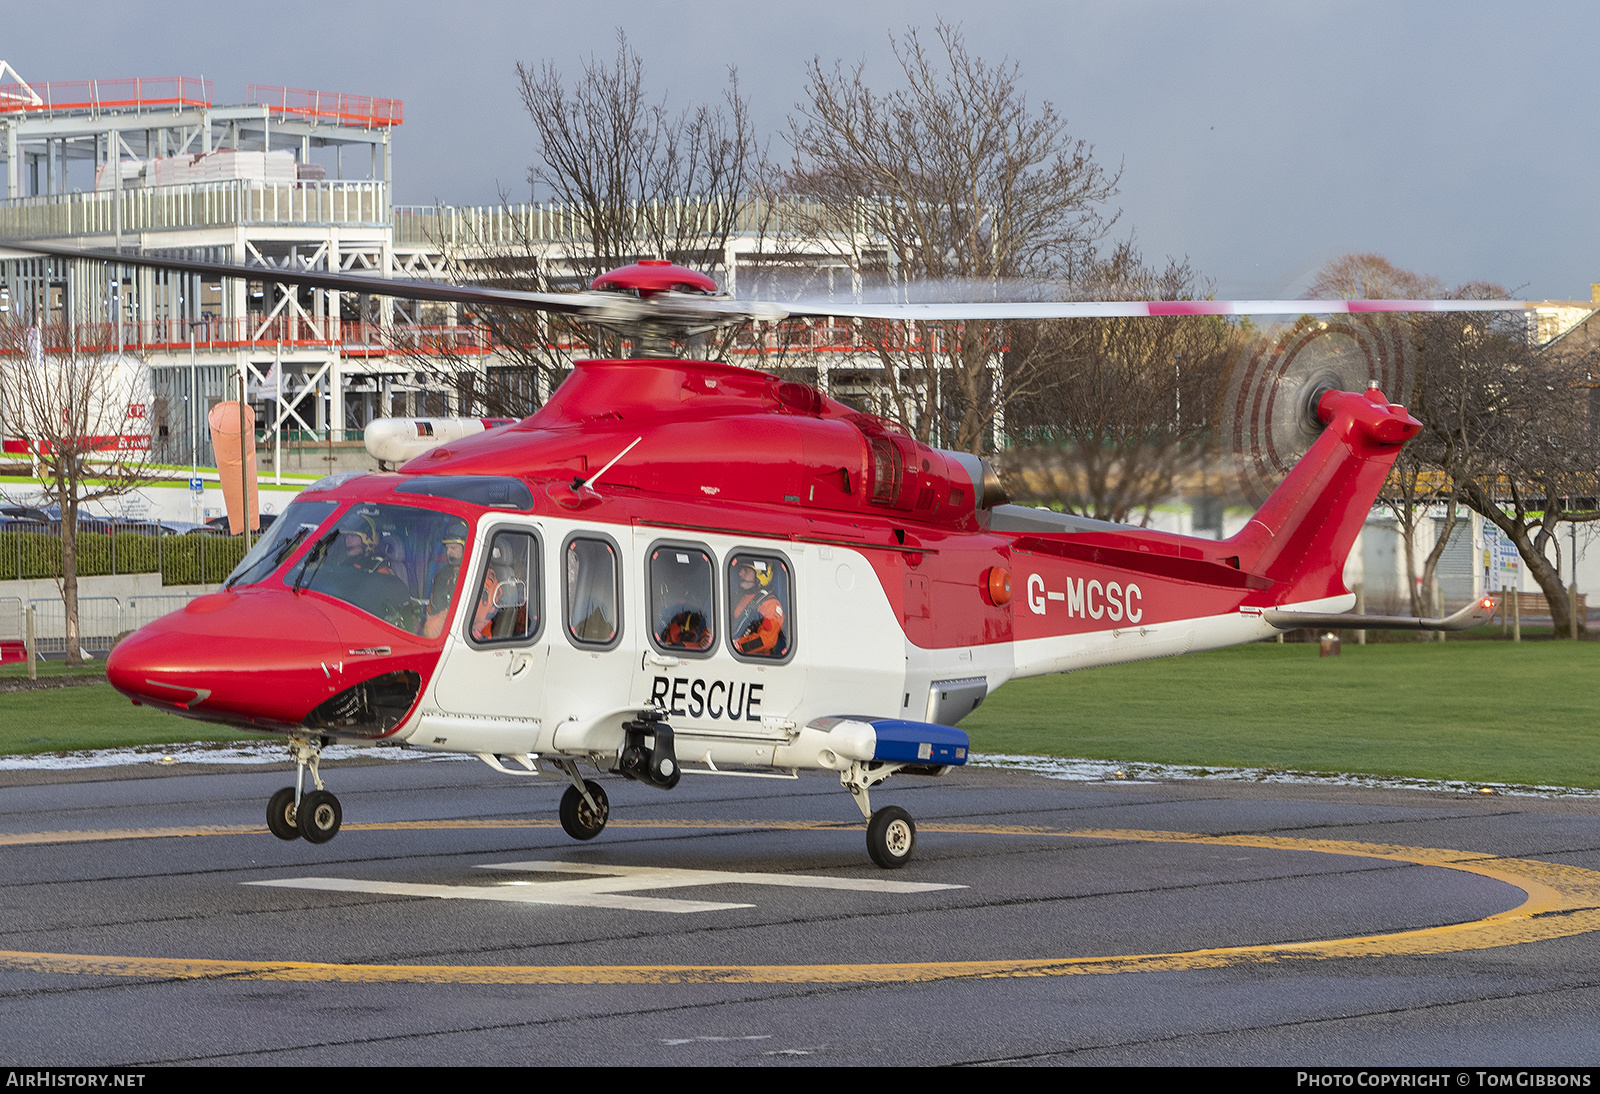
[867,805,916,869]
[559,780,610,841]
[266,787,300,841]
[297,789,343,844]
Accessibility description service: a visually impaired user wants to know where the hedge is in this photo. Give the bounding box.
[0,531,249,586]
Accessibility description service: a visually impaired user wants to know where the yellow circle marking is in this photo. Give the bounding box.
[3,820,1599,984]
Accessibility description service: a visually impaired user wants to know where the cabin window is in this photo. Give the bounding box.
[648,544,716,656]
[726,552,793,662]
[564,535,621,648]
[464,530,540,644]
[284,503,470,635]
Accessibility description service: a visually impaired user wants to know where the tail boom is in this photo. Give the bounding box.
[1002,387,1419,678]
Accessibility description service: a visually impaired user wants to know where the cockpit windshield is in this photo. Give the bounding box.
[284,503,471,635]
[224,500,338,590]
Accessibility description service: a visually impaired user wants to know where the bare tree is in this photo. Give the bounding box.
[1410,298,1600,634]
[777,22,1120,453]
[999,245,1237,523]
[1376,445,1458,617]
[1307,253,1444,301]
[521,32,757,282]
[397,34,763,405]
[1326,249,1600,634]
[0,322,160,665]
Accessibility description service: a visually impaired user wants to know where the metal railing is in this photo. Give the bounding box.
[122,594,199,632]
[246,84,402,128]
[9,594,199,657]
[1,317,497,356]
[25,595,124,655]
[391,195,824,247]
[0,179,388,238]
[0,76,213,117]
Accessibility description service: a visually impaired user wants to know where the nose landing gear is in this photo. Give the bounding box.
[265,737,344,844]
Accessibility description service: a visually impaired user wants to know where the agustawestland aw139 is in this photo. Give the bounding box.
[2,242,1534,866]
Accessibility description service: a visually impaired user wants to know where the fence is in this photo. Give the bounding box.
[0,179,388,239]
[245,84,402,128]
[0,525,249,586]
[0,76,213,117]
[25,596,123,655]
[19,593,198,656]
[1492,591,1589,621]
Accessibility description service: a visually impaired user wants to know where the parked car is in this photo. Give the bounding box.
[205,513,279,536]
[0,515,48,532]
[0,505,51,524]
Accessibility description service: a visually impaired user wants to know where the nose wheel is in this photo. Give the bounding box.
[265,737,343,844]
[559,778,610,840]
[266,787,300,841]
[297,789,343,843]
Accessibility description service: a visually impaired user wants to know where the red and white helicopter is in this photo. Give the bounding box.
[4,241,1535,867]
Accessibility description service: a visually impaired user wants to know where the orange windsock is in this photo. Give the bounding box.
[207,401,258,535]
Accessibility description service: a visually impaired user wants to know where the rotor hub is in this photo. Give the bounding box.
[591,259,718,296]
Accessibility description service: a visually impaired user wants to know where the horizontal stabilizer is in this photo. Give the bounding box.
[1263,596,1497,632]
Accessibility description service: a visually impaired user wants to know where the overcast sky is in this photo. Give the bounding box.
[8,1,1597,300]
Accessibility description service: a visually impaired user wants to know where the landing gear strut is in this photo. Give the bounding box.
[842,761,918,869]
[265,737,343,844]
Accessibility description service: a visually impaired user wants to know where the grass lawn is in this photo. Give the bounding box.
[0,663,248,754]
[3,640,1598,789]
[963,638,1600,789]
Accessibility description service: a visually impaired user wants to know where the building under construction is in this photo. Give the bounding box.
[0,66,910,476]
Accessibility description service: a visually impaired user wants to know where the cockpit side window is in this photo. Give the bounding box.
[563,535,622,649]
[648,543,716,657]
[466,530,541,645]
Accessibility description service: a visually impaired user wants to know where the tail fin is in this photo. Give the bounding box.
[1227,387,1420,603]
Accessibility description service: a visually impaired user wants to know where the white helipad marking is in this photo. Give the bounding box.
[662,1035,772,1046]
[247,860,965,914]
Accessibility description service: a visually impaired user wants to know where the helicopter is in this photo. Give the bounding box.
[0,241,1528,868]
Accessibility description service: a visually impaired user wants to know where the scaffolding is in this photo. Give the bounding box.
[0,64,982,463]
[0,67,407,465]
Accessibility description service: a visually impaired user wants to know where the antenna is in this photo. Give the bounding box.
[573,436,642,495]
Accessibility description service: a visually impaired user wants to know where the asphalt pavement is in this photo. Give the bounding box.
[1,757,1598,1066]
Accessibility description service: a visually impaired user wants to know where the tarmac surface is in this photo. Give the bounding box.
[2,756,1599,1066]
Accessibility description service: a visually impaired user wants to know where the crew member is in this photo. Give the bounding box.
[335,515,393,576]
[422,534,466,639]
[660,605,710,650]
[731,558,785,657]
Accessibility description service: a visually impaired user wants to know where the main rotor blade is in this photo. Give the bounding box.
[4,240,1587,324]
[0,239,610,317]
[766,297,1593,321]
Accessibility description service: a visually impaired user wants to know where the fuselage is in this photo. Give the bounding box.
[106,357,1417,773]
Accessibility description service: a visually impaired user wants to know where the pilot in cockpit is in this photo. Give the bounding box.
[422,535,466,639]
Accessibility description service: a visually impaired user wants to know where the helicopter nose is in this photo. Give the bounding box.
[107,590,418,731]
